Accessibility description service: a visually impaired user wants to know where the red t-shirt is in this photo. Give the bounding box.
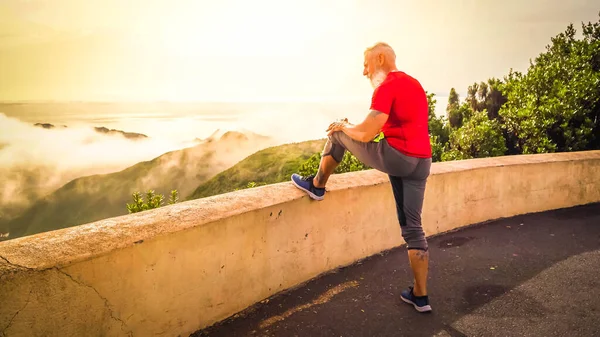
[369,71,432,158]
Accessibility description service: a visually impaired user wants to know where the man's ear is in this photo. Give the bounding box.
[377,53,385,66]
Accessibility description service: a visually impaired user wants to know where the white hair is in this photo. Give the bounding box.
[364,42,396,61]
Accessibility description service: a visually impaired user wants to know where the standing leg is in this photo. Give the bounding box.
[408,249,429,296]
[390,174,432,313]
[403,177,429,297]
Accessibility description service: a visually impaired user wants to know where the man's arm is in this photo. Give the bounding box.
[328,110,388,142]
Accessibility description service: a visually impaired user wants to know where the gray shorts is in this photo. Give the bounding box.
[323,132,431,250]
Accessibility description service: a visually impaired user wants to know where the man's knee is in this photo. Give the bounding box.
[322,133,345,162]
[401,226,428,250]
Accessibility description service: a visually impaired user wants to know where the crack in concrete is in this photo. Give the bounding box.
[0,255,28,282]
[1,256,134,336]
[0,255,9,265]
[0,255,33,271]
[54,268,133,337]
[1,289,33,337]
[0,257,133,336]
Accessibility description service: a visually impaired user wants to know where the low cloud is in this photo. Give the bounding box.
[0,113,194,219]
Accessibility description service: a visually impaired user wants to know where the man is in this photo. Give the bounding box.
[291,42,433,313]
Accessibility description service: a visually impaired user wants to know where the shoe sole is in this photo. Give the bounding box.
[291,177,324,201]
[401,296,432,313]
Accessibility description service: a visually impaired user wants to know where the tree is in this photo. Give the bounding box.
[448,105,464,128]
[427,92,451,162]
[447,102,475,129]
[446,88,460,116]
[466,82,480,112]
[462,80,508,119]
[426,91,437,119]
[430,135,446,163]
[442,110,507,161]
[583,13,600,149]
[477,82,489,109]
[498,16,600,154]
[484,78,507,120]
[446,88,463,128]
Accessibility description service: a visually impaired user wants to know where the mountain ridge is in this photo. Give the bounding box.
[1,130,274,240]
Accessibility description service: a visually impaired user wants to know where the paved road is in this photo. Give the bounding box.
[192,203,600,337]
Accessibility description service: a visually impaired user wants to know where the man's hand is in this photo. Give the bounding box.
[325,110,388,142]
[326,118,348,130]
[326,118,349,136]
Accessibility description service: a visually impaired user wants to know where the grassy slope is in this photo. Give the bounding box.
[4,133,272,240]
[188,139,325,200]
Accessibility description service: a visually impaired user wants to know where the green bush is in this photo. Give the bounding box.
[441,110,508,161]
[127,189,178,214]
[298,151,370,177]
[434,14,600,159]
[234,181,268,191]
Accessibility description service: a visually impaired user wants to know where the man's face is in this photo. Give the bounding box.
[363,53,376,79]
[363,52,386,89]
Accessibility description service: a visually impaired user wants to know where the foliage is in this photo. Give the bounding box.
[298,151,370,177]
[446,88,460,116]
[434,14,600,159]
[448,79,505,128]
[430,135,447,163]
[441,110,508,161]
[234,181,268,191]
[246,182,261,188]
[498,18,600,154]
[127,189,178,214]
[427,92,451,162]
[297,153,321,176]
[484,78,508,120]
[168,190,179,204]
[447,102,472,129]
[126,192,145,213]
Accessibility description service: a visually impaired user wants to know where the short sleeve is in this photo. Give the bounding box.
[369,83,394,115]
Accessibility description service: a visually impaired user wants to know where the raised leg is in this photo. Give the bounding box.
[313,153,339,188]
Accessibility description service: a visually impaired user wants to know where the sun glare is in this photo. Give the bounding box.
[142,0,351,101]
[156,0,340,58]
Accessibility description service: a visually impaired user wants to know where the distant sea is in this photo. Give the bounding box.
[0,101,363,145]
[0,99,448,145]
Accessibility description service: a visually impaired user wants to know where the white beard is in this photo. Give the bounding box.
[370,70,387,89]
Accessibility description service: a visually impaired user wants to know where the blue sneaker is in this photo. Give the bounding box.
[401,286,432,313]
[291,174,325,201]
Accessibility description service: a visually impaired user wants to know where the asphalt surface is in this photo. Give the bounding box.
[192,203,600,337]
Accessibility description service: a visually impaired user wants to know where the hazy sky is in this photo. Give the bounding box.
[0,0,598,101]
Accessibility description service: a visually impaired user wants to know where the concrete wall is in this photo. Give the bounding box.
[1,151,599,337]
